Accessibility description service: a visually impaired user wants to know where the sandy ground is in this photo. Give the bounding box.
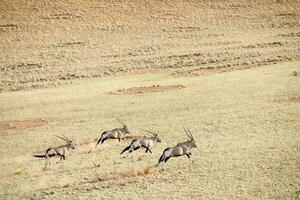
[0,61,299,199]
[0,0,300,199]
[0,0,299,92]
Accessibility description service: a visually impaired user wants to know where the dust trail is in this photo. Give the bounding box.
[94,166,163,183]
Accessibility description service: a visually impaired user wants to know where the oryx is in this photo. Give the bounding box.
[96,119,130,147]
[33,135,76,164]
[120,129,161,157]
[155,128,199,167]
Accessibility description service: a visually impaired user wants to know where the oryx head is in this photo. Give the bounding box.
[117,118,130,134]
[55,135,76,149]
[141,129,161,142]
[183,127,197,148]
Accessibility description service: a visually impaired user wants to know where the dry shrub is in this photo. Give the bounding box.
[137,156,143,161]
[113,160,121,165]
[92,161,100,168]
[13,168,22,176]
[159,167,165,172]
[87,149,93,153]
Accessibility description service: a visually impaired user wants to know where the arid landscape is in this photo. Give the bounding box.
[0,0,299,199]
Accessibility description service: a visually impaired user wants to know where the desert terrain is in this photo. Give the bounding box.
[0,0,299,199]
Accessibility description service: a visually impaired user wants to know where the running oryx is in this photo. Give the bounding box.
[120,129,161,158]
[96,119,130,147]
[33,135,76,164]
[155,128,199,167]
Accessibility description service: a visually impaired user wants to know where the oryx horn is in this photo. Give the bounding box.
[116,118,125,126]
[55,135,70,142]
[140,129,157,136]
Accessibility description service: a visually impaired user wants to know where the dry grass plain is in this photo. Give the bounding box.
[0,0,300,199]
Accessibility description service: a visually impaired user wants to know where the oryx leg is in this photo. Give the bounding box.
[164,156,171,163]
[119,135,125,142]
[156,148,171,167]
[123,146,134,158]
[121,145,131,155]
[45,155,52,166]
[101,136,108,144]
[156,155,168,167]
[129,145,141,158]
[124,140,139,158]
[145,147,152,154]
[54,153,65,163]
[60,155,65,161]
[186,152,195,164]
[96,132,108,148]
[141,145,152,154]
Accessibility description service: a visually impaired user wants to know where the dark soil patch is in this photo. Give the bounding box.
[110,84,185,95]
[0,118,48,132]
[272,96,300,103]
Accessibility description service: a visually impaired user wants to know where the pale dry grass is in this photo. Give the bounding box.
[0,0,299,91]
[0,0,299,199]
[0,61,299,199]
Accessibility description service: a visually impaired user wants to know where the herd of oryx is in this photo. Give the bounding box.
[34,119,200,168]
